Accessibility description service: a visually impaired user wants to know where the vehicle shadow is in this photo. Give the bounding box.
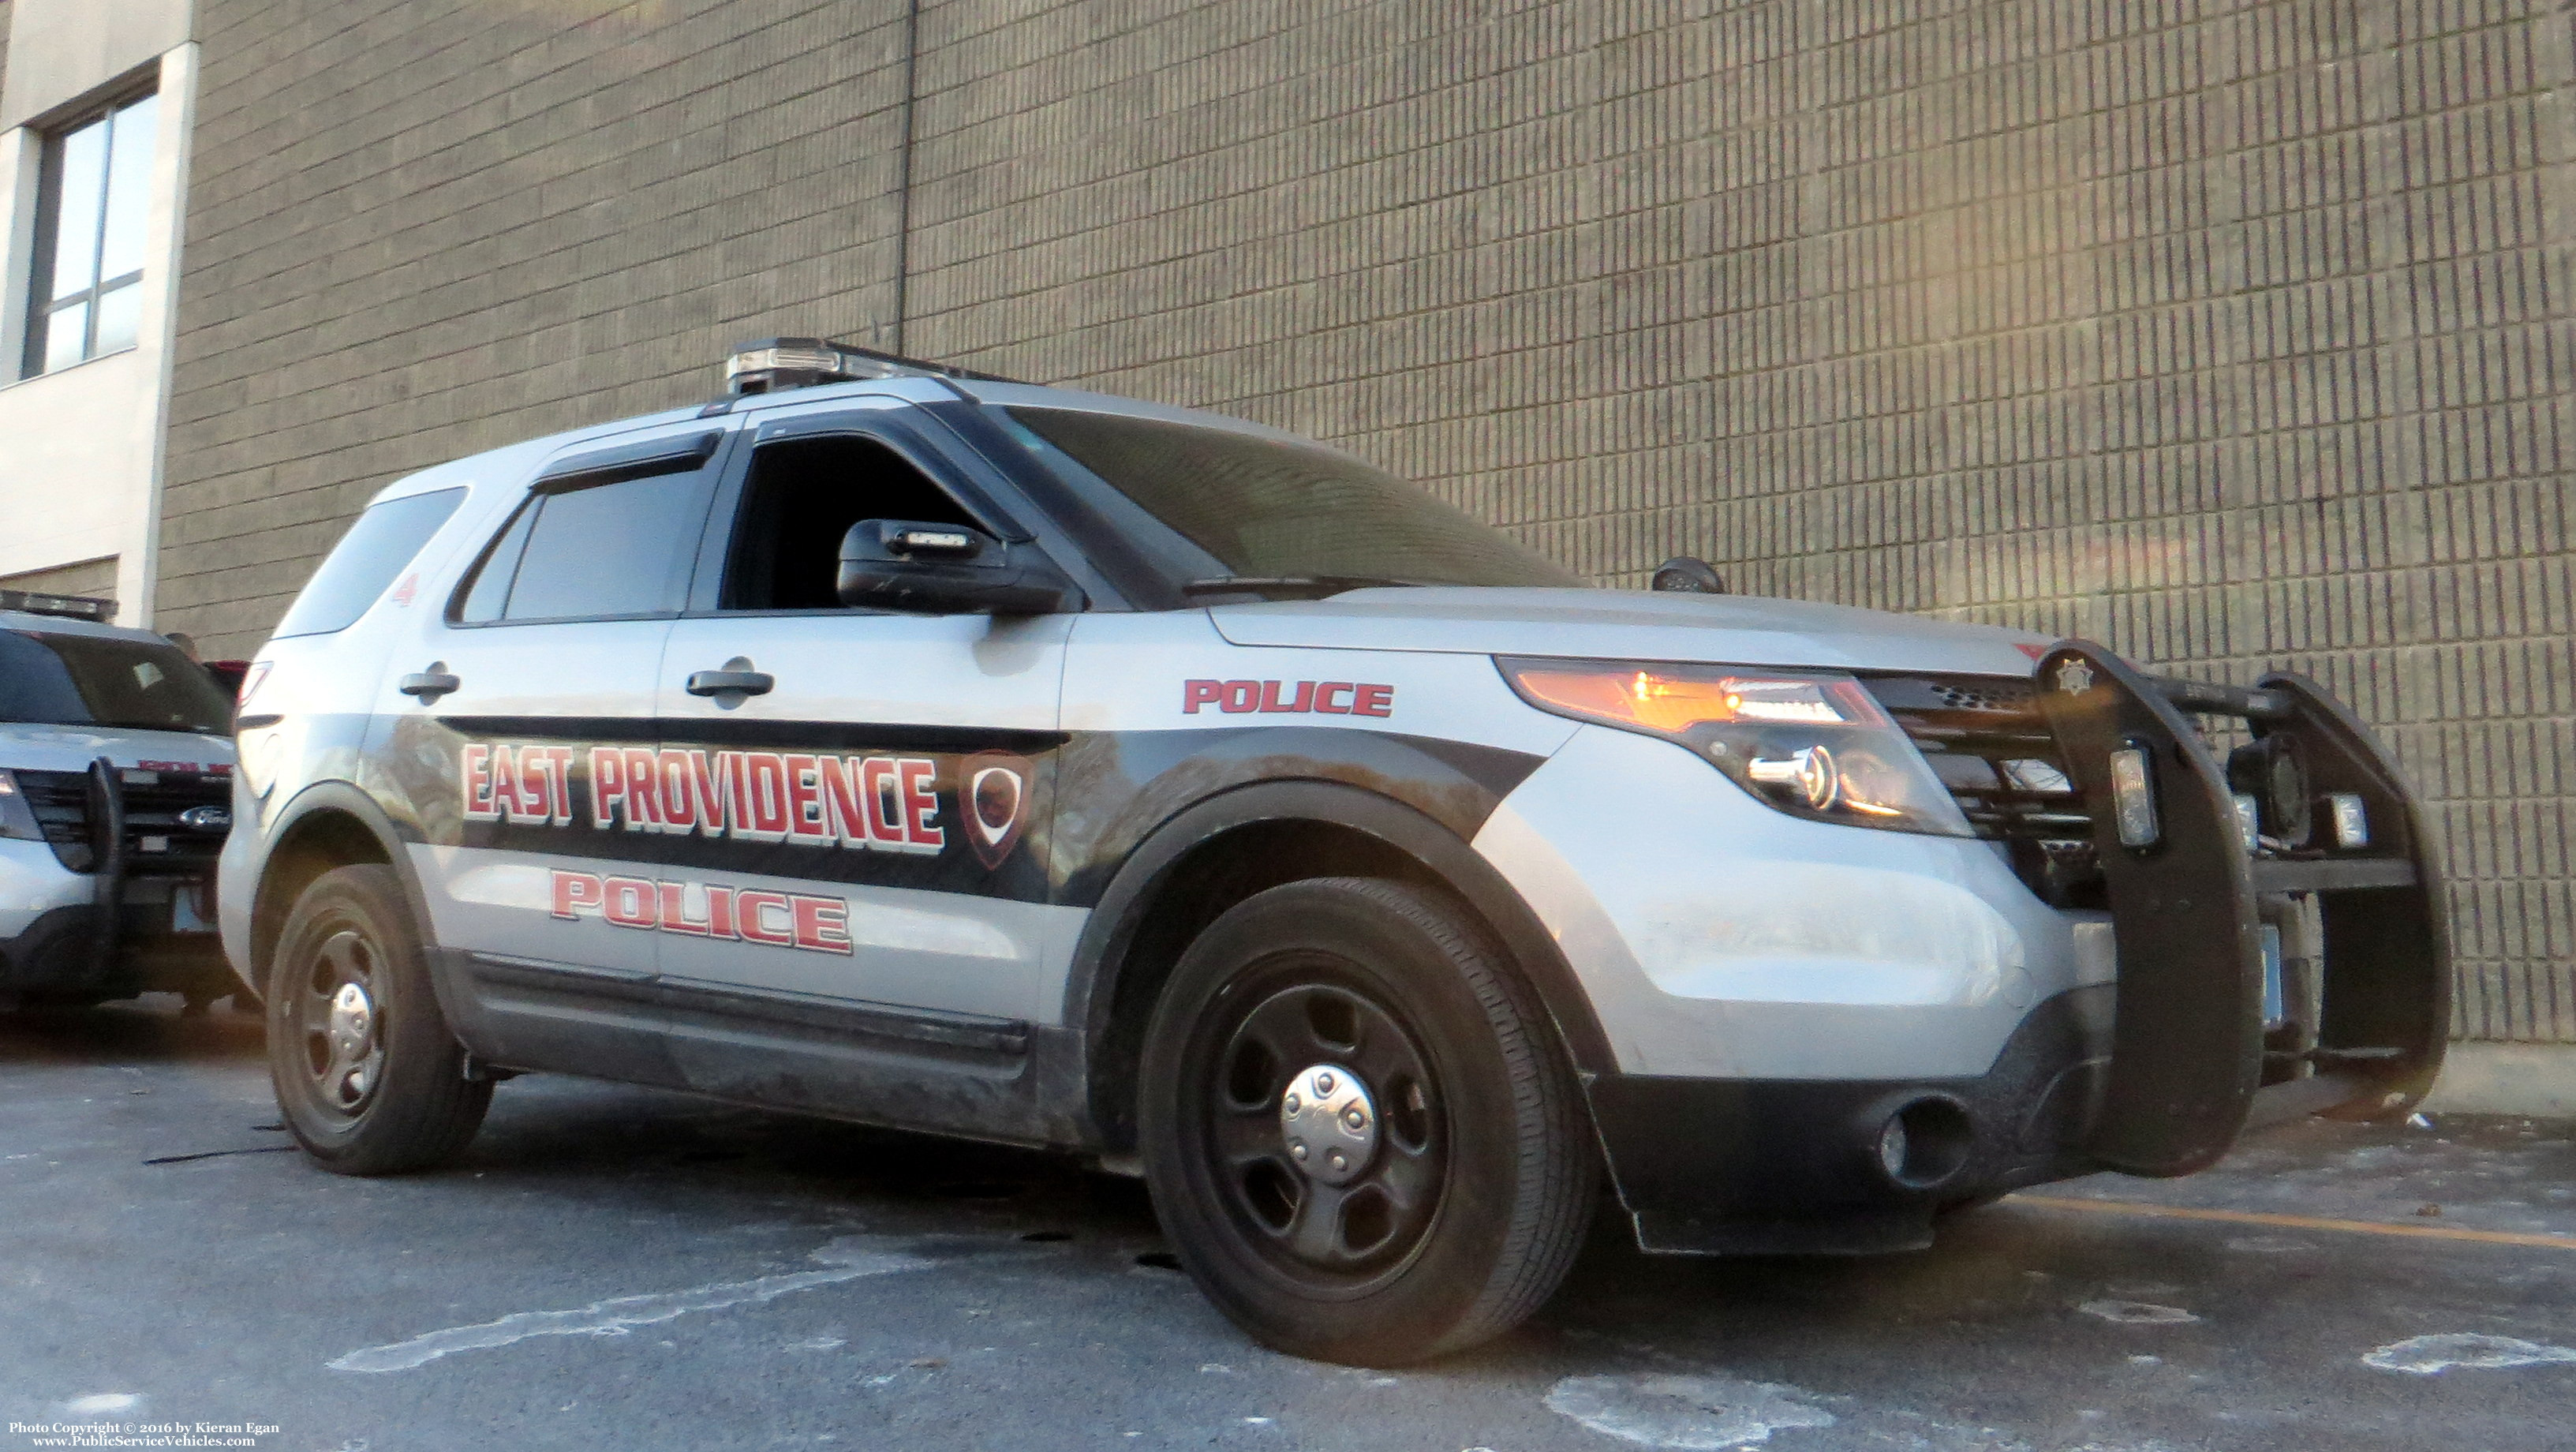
[0,993,266,1065]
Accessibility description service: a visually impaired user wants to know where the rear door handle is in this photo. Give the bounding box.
[686,657,774,698]
[399,663,461,699]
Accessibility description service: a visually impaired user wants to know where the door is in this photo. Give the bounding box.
[394,422,730,1079]
[648,400,1086,1122]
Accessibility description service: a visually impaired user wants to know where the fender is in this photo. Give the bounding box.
[1063,777,1618,1151]
[1049,724,1545,907]
[249,779,465,1027]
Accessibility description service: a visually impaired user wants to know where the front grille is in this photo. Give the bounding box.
[1863,674,2105,908]
[14,767,231,875]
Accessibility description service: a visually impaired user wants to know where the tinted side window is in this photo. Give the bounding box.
[720,435,985,611]
[461,469,714,623]
[272,487,468,638]
[454,503,537,623]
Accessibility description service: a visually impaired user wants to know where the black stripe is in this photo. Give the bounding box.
[387,719,1543,908]
[536,431,720,491]
[464,952,1029,1059]
[432,715,1064,755]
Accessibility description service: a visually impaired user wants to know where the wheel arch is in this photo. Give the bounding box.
[249,784,428,997]
[1067,779,1613,1155]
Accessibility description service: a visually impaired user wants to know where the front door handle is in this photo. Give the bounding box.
[686,657,774,698]
[399,663,461,700]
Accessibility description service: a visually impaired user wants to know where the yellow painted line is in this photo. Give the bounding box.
[2009,1194,2576,1252]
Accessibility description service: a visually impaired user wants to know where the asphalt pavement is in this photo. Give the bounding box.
[5,997,2572,1452]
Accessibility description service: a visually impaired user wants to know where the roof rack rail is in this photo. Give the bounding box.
[0,589,115,623]
[723,337,1026,395]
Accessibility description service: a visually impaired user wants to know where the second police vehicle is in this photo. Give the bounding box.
[220,340,2448,1364]
[2,591,236,1010]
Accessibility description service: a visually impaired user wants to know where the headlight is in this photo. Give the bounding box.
[1498,658,1974,837]
[0,770,45,841]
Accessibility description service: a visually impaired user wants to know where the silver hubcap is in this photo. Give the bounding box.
[1280,1063,1378,1186]
[301,930,386,1112]
[328,983,375,1071]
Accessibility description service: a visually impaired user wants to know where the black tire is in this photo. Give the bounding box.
[267,864,490,1174]
[1138,877,1595,1365]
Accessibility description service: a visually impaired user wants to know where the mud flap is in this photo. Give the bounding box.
[2034,644,2448,1177]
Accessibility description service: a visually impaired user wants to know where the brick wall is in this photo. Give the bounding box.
[160,0,2575,1042]
[157,0,915,646]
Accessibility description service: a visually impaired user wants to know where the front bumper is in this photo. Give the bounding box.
[1588,983,2111,1254]
[1,797,230,1005]
[1477,643,2447,1254]
[0,895,230,1001]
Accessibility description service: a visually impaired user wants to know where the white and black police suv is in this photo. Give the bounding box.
[220,339,2447,1364]
[2,590,237,1009]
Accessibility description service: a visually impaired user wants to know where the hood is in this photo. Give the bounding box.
[1207,588,2051,676]
[0,723,237,775]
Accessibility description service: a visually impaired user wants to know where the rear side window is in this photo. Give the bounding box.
[272,487,467,638]
[456,468,715,623]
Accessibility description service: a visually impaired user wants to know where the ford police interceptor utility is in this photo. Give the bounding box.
[2,590,237,1009]
[220,339,2447,1364]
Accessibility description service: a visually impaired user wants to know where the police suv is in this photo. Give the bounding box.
[222,340,2447,1364]
[2,591,237,1009]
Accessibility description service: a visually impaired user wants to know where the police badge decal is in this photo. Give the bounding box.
[961,750,1034,869]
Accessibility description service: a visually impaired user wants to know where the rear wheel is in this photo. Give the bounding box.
[267,865,489,1174]
[1139,877,1595,1365]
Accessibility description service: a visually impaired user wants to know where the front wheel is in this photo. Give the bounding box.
[1139,878,1595,1365]
[267,864,490,1174]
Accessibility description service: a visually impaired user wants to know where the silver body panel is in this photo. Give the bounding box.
[1208,587,2053,674]
[1475,723,2096,1080]
[0,837,91,937]
[1059,608,1579,756]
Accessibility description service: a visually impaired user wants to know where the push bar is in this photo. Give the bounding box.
[2033,642,2448,1177]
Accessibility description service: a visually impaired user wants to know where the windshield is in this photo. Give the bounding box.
[1005,406,1583,589]
[0,630,234,734]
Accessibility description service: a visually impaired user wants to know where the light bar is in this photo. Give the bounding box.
[724,338,920,395]
[722,337,1026,396]
[0,588,114,622]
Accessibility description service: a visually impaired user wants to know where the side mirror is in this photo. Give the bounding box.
[836,519,1086,616]
[1651,556,1728,593]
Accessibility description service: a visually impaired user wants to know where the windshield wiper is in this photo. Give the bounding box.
[1177,575,1424,601]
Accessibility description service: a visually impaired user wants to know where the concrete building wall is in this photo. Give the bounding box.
[0,0,188,128]
[0,0,198,623]
[157,0,2574,1045]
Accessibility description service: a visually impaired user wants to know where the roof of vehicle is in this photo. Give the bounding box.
[358,372,1349,511]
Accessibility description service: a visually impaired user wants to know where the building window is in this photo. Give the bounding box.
[24,89,159,377]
